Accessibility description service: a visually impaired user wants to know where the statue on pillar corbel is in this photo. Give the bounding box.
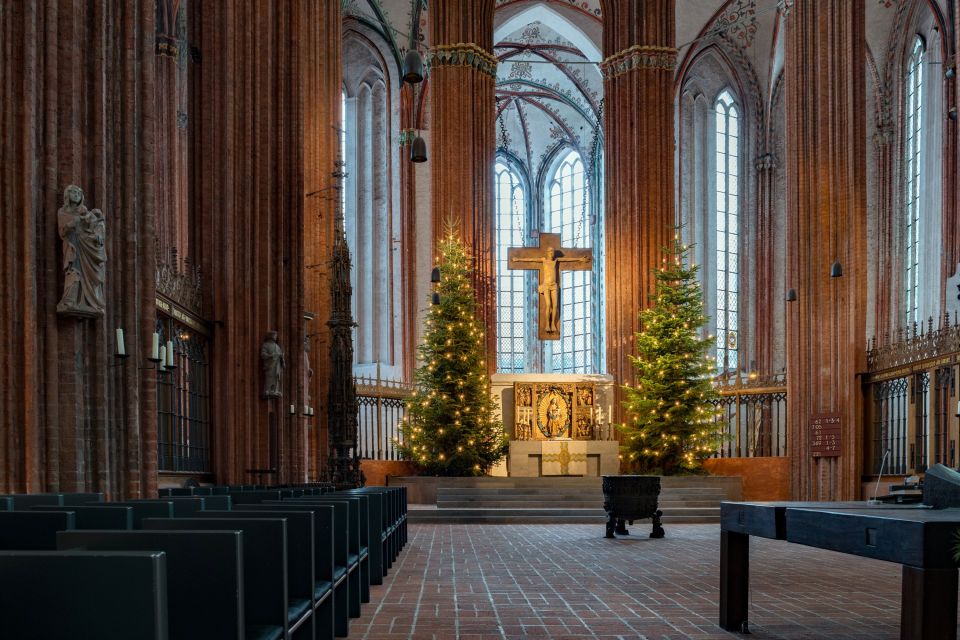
[56,185,107,319]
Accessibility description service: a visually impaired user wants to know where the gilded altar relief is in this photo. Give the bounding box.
[513,382,596,440]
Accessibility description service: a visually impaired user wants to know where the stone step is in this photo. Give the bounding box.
[436,498,720,508]
[434,487,725,496]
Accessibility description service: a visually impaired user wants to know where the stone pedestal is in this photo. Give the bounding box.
[508,440,620,477]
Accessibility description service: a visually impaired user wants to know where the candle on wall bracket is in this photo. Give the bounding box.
[165,340,176,369]
[149,332,161,362]
[114,328,129,358]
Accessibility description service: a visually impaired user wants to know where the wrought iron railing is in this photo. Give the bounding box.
[711,373,788,457]
[863,314,959,475]
[355,370,414,461]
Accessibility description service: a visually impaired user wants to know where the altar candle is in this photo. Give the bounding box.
[151,333,160,360]
[166,340,174,367]
[115,328,126,356]
[158,345,166,367]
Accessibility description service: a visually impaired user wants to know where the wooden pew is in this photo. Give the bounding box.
[0,550,168,639]
[145,517,289,640]
[242,504,337,640]
[269,500,352,636]
[288,497,368,613]
[58,530,244,640]
[61,492,105,505]
[198,510,315,639]
[0,496,13,511]
[337,490,386,582]
[31,505,134,529]
[0,511,76,549]
[0,493,64,508]
[98,500,175,528]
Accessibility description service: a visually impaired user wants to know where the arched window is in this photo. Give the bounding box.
[904,36,924,327]
[545,149,592,373]
[495,158,528,373]
[342,32,402,378]
[714,90,739,372]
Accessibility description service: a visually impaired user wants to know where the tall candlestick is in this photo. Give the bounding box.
[115,328,126,357]
[165,340,175,367]
[158,345,166,368]
[150,333,160,361]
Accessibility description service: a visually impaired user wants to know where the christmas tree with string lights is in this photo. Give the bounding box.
[396,230,507,476]
[617,236,723,474]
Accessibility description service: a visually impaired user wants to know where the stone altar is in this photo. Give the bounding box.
[489,373,620,477]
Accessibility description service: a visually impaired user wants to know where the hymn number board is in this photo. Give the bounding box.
[810,412,842,457]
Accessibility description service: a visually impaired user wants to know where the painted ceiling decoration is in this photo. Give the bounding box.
[494,6,603,183]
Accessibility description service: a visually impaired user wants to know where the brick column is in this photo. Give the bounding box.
[428,0,497,367]
[599,0,677,423]
[784,0,867,500]
[301,0,342,481]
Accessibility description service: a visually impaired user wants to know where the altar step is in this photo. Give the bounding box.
[408,484,726,524]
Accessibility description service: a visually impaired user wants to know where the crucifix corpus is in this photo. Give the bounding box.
[508,232,593,340]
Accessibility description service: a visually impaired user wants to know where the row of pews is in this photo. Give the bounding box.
[0,484,407,640]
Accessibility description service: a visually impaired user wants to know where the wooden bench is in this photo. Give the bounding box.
[0,550,168,639]
[242,503,338,639]
[58,529,244,639]
[270,500,353,635]
[0,511,76,549]
[291,496,368,610]
[0,493,65,508]
[98,500,175,528]
[145,516,288,640]
[31,504,134,529]
[337,490,389,581]
[198,510,315,639]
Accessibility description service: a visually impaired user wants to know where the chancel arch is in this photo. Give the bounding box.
[493,2,604,374]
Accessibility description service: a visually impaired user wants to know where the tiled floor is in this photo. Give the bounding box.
[353,522,946,640]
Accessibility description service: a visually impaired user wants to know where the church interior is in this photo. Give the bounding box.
[3,0,960,638]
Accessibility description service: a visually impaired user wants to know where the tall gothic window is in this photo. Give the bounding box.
[904,36,924,327]
[545,149,592,373]
[714,90,739,372]
[495,158,528,373]
[342,32,402,378]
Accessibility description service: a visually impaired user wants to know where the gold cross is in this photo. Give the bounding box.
[541,441,588,475]
[508,233,592,340]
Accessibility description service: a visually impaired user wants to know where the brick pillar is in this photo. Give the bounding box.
[784,0,867,500]
[301,0,342,481]
[428,0,497,368]
[192,0,308,485]
[599,0,677,424]
[0,0,158,499]
[754,154,777,376]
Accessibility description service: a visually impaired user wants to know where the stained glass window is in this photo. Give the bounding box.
[495,159,528,372]
[545,150,591,373]
[715,90,739,372]
[904,36,924,327]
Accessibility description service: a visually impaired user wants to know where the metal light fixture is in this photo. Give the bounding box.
[830,261,843,278]
[402,49,424,84]
[947,65,956,79]
[410,133,427,163]
[786,288,797,302]
[431,267,441,283]
[432,292,440,305]
[950,107,958,121]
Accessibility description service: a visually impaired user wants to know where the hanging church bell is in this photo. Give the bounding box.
[402,50,424,84]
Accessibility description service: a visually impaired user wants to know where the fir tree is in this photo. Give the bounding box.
[397,232,508,476]
[618,237,723,474]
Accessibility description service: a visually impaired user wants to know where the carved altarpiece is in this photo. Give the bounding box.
[513,381,598,441]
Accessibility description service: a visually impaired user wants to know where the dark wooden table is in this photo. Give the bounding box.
[720,501,960,639]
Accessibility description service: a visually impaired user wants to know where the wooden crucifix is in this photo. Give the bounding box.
[508,233,593,340]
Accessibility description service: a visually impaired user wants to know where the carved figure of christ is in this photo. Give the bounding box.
[507,233,593,340]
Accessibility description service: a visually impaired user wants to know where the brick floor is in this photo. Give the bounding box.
[353,522,955,640]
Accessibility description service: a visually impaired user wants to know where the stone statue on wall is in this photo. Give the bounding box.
[260,331,285,398]
[56,185,107,318]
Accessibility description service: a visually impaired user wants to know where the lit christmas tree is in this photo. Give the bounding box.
[618,237,723,474]
[397,231,508,476]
